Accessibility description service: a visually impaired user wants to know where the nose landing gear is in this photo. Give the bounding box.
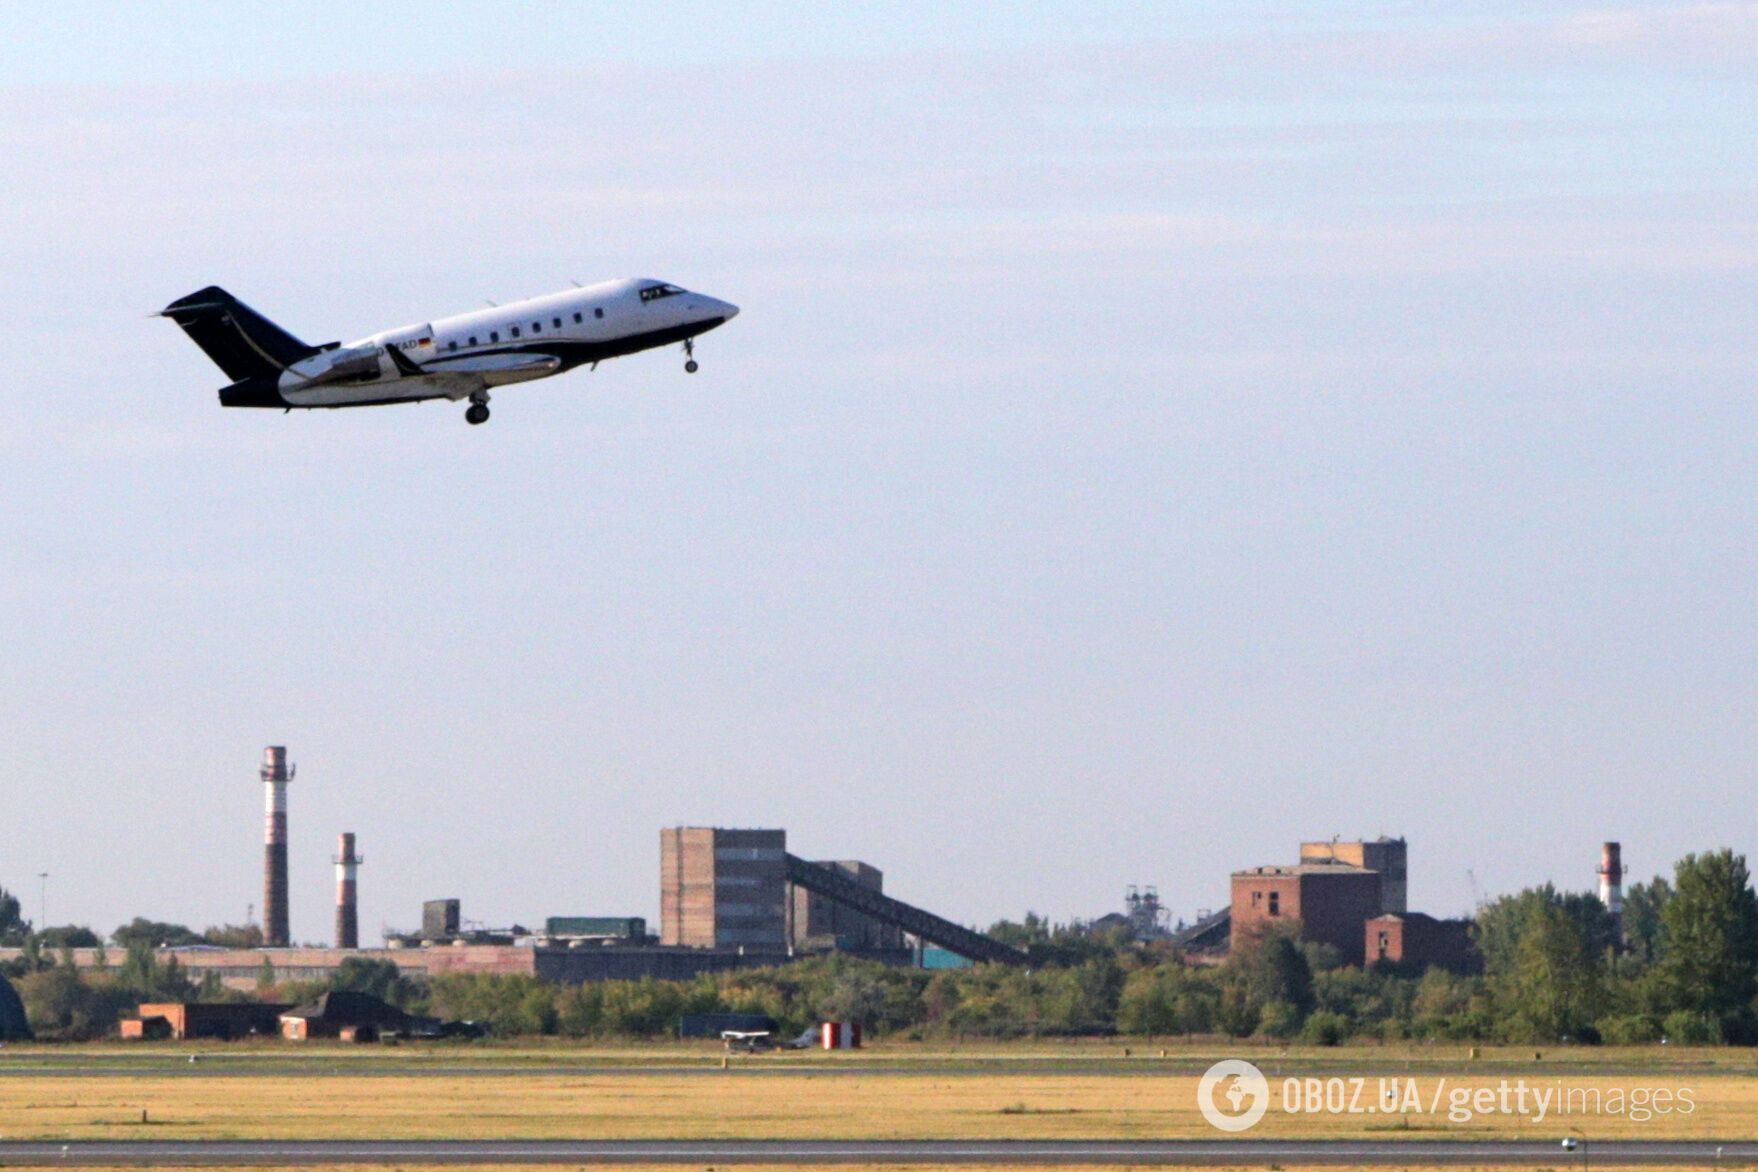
[683,338,699,374]
[465,390,491,425]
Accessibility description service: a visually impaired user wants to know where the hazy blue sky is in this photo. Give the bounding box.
[2,3,1753,944]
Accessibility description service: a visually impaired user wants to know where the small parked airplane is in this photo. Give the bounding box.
[720,1027,817,1053]
[160,278,739,425]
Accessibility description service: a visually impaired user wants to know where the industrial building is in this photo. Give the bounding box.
[10,942,786,993]
[1366,912,1478,973]
[121,1002,286,1040]
[788,861,904,952]
[1231,863,1385,965]
[660,827,789,951]
[545,916,647,941]
[279,991,417,1041]
[1300,837,1407,914]
[662,827,1024,966]
[1231,837,1409,967]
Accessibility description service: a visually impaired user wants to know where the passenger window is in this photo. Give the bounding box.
[511,326,520,338]
[469,335,478,346]
[553,317,562,329]
[594,308,604,319]
[532,322,541,333]
[490,331,499,343]
[572,312,582,324]
[447,341,457,352]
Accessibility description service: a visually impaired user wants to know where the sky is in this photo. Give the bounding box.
[1,3,1754,944]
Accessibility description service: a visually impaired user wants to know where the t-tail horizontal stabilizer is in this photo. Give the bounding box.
[159,286,319,382]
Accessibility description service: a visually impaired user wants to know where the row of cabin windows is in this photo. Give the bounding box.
[445,307,606,352]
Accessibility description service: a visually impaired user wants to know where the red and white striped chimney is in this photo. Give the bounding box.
[260,747,292,947]
[334,832,362,949]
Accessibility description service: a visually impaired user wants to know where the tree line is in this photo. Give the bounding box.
[5,848,1756,1044]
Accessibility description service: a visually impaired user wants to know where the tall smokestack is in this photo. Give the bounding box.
[334,833,362,949]
[261,746,292,947]
[1599,841,1625,918]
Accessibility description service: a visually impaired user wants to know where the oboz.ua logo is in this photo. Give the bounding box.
[1198,1059,1270,1132]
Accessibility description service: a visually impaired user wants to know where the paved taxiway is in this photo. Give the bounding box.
[0,1139,1753,1164]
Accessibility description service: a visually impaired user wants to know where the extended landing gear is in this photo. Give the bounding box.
[465,391,490,426]
[684,337,699,374]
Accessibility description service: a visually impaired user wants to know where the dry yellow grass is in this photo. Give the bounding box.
[45,1167,1758,1172]
[49,1167,1731,1172]
[0,1069,1751,1142]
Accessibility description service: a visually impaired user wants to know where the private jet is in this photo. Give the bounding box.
[160,278,739,424]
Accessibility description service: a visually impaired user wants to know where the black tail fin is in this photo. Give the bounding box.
[159,286,320,381]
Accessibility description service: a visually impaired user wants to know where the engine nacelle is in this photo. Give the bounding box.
[281,344,382,389]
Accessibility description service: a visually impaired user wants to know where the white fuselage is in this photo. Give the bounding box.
[277,277,738,408]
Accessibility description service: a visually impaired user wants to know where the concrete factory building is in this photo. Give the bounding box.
[660,827,790,951]
[789,861,904,952]
[662,827,1026,966]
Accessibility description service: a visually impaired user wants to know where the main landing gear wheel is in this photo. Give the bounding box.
[465,403,490,426]
[684,337,699,373]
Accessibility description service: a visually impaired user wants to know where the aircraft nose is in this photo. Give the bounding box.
[715,298,739,321]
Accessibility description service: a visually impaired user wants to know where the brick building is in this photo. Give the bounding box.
[1300,838,1408,914]
[1230,864,1386,966]
[659,827,789,951]
[1366,912,1478,973]
[122,1002,287,1040]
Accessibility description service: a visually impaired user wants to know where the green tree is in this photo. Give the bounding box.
[1559,891,1620,960]
[818,967,889,1026]
[1407,967,1485,1039]
[1232,925,1315,1018]
[36,926,101,948]
[17,964,116,1039]
[1659,850,1758,1022]
[1475,885,1609,1041]
[112,918,203,949]
[114,943,196,1001]
[1502,901,1605,1041]
[427,973,558,1036]
[0,887,28,945]
[1622,876,1672,966]
[203,923,265,949]
[327,957,418,1006]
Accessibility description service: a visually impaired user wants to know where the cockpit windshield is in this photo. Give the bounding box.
[638,283,686,302]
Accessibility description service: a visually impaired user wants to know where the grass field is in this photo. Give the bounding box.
[36,1167,1735,1172]
[0,1041,1752,1144]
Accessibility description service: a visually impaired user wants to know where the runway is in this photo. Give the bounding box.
[0,1139,1752,1165]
